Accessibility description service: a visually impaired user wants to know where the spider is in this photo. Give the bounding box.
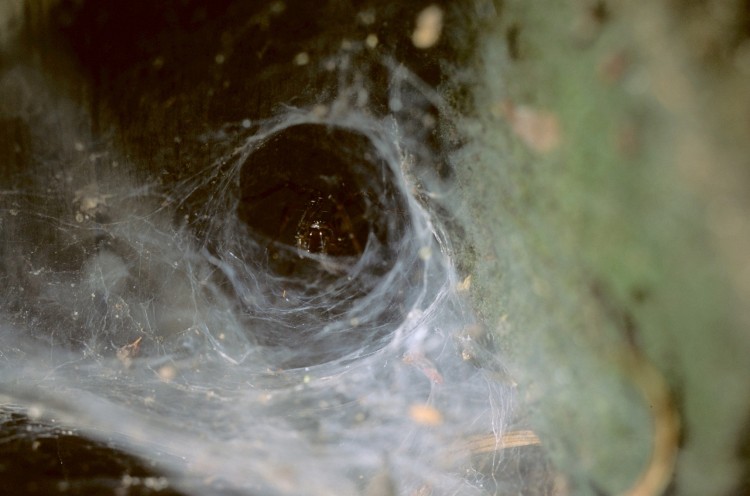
[239,178,369,258]
[293,194,363,256]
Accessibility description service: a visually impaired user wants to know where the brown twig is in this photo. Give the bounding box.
[618,351,681,496]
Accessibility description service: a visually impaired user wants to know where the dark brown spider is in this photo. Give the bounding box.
[293,194,363,256]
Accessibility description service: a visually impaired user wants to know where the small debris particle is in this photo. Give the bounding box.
[143,477,169,491]
[412,484,433,496]
[365,33,379,48]
[358,9,376,26]
[409,404,443,426]
[158,365,177,382]
[418,246,432,260]
[501,101,562,153]
[312,104,328,118]
[412,5,443,49]
[270,1,285,14]
[403,352,444,384]
[116,336,143,368]
[598,51,630,84]
[80,193,104,211]
[214,53,225,65]
[74,184,113,217]
[457,275,472,292]
[294,52,310,65]
[26,405,42,420]
[241,118,252,128]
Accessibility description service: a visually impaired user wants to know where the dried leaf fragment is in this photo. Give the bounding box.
[73,183,113,216]
[116,336,143,367]
[456,275,472,292]
[403,352,444,384]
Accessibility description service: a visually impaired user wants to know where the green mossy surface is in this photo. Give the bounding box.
[456,1,750,494]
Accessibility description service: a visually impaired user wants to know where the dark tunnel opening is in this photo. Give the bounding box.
[227,123,420,369]
[237,123,397,262]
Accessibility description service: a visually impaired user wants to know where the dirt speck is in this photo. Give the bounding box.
[500,101,562,154]
[412,5,443,49]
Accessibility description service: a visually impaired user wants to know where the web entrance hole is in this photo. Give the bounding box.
[229,122,417,367]
[238,123,398,263]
